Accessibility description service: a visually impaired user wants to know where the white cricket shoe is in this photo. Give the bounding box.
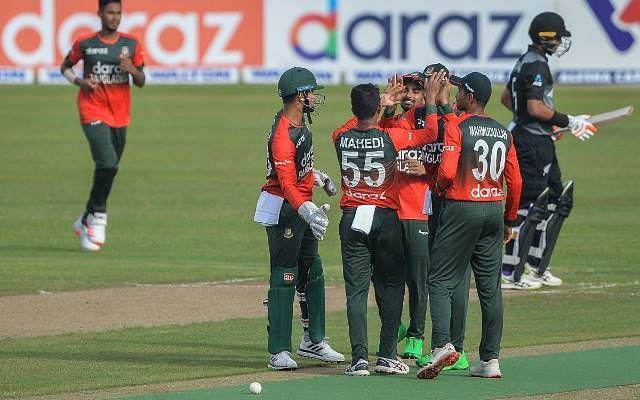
[345,359,369,376]
[73,215,101,251]
[86,212,107,246]
[268,351,298,370]
[470,359,502,378]
[297,338,345,362]
[501,271,542,290]
[416,343,459,379]
[374,356,409,375]
[525,264,563,286]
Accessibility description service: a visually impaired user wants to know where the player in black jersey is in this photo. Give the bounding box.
[500,12,597,290]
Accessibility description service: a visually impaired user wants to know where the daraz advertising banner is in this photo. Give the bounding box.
[1,0,639,84]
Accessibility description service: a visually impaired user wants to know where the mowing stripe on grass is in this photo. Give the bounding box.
[123,345,640,400]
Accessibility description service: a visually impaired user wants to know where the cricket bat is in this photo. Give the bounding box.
[555,105,634,133]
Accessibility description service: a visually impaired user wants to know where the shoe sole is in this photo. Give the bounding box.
[470,372,502,378]
[416,352,459,379]
[345,370,370,376]
[268,364,298,371]
[374,366,409,375]
[296,349,345,363]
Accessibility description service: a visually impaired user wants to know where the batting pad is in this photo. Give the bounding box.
[267,266,296,354]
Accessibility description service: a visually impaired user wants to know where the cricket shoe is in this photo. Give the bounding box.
[416,343,459,379]
[525,264,563,286]
[268,351,298,370]
[73,215,101,251]
[501,271,542,290]
[470,359,502,378]
[297,338,345,363]
[417,350,469,371]
[345,359,369,376]
[86,212,107,247]
[402,337,423,359]
[374,357,409,375]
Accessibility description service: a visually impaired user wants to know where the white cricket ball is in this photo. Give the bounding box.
[249,381,262,394]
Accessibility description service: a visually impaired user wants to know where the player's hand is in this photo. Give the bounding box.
[381,74,404,107]
[313,169,338,197]
[503,226,517,244]
[119,54,136,74]
[568,114,597,141]
[404,159,426,176]
[76,78,98,92]
[298,201,329,240]
[437,78,452,106]
[424,70,446,105]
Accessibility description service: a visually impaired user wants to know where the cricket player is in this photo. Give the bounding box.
[500,12,597,289]
[417,72,522,380]
[378,71,429,360]
[61,0,145,251]
[253,67,344,370]
[378,65,468,370]
[333,71,445,376]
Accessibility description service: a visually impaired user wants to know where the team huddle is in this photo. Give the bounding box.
[252,12,597,378]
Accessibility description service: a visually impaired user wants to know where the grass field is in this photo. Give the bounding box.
[0,84,639,398]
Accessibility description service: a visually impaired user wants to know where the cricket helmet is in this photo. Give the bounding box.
[277,67,323,98]
[529,12,572,56]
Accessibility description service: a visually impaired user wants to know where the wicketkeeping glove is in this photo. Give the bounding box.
[313,169,338,197]
[568,114,598,141]
[298,201,330,240]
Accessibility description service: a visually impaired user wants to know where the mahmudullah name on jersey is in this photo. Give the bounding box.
[468,125,509,140]
[339,136,385,149]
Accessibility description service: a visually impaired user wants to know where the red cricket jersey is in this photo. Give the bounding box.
[437,112,522,224]
[332,114,438,210]
[261,111,314,210]
[67,32,145,128]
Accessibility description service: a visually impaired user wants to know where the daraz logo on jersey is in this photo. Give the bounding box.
[586,0,640,52]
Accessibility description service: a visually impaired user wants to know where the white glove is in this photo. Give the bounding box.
[568,114,598,141]
[298,201,330,240]
[313,169,338,197]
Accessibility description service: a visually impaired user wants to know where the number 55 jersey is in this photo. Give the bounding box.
[332,113,438,210]
[437,113,522,225]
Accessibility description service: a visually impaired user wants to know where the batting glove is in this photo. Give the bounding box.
[313,169,338,197]
[568,114,597,141]
[298,201,330,240]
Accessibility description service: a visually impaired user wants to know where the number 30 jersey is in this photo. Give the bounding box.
[332,114,438,210]
[437,112,522,225]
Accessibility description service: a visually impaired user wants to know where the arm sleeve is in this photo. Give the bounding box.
[133,40,145,68]
[503,138,522,226]
[388,106,438,149]
[522,62,549,101]
[65,40,83,65]
[272,124,306,210]
[436,121,462,192]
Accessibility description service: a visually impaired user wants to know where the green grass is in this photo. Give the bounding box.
[0,85,639,397]
[0,85,638,294]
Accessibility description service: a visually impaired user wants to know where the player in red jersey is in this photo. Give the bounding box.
[334,71,446,376]
[417,72,522,380]
[253,67,344,371]
[60,0,145,251]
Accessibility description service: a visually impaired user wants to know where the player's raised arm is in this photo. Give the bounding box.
[435,121,461,194]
